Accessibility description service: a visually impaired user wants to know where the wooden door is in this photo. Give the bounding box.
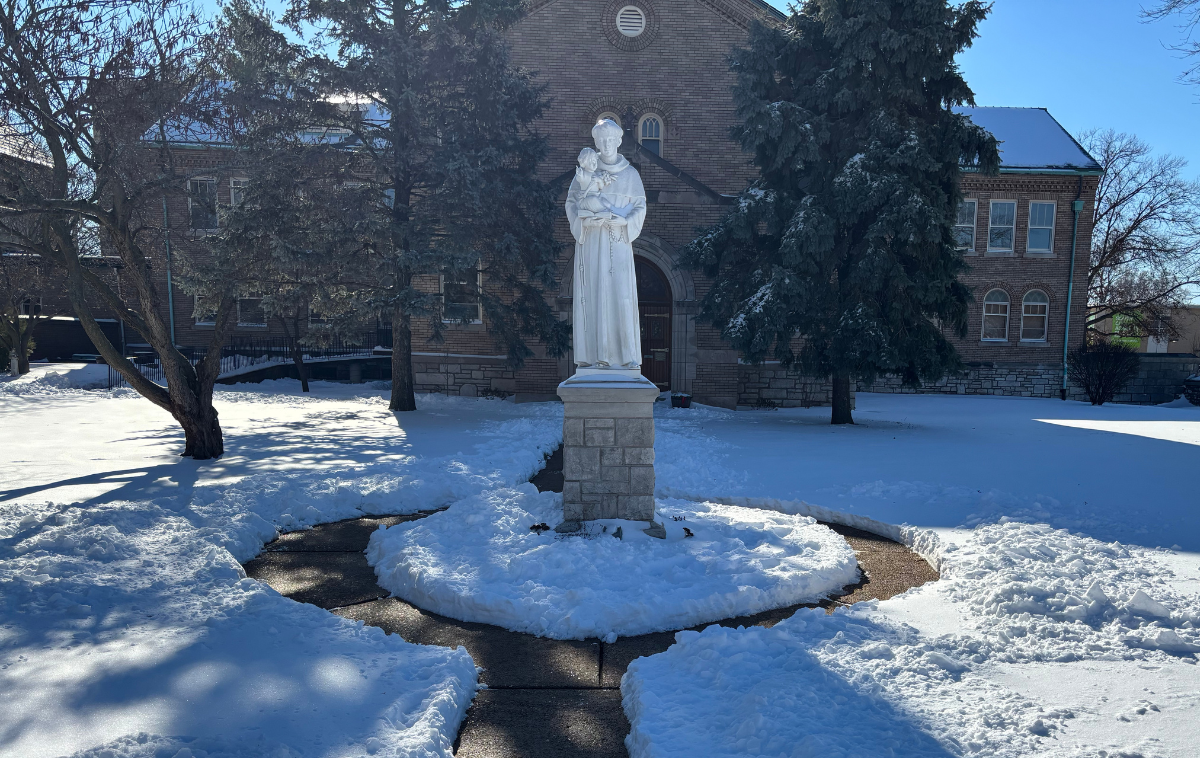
[636,258,671,391]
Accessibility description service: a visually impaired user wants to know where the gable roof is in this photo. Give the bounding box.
[956,106,1101,174]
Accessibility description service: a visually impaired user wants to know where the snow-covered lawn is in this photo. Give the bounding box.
[2,377,1197,757]
[629,393,1200,758]
[0,379,560,758]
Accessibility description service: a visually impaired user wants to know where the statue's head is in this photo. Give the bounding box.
[591,118,622,160]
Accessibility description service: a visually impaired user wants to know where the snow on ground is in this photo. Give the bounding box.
[368,492,857,640]
[655,392,1200,550]
[626,393,1200,758]
[0,361,112,392]
[0,380,560,758]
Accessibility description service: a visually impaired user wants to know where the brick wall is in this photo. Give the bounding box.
[737,365,836,408]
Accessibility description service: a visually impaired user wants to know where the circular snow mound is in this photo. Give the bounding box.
[366,486,859,640]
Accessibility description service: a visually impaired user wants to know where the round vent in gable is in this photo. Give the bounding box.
[616,5,646,37]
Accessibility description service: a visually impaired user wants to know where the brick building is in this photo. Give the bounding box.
[52,0,1104,405]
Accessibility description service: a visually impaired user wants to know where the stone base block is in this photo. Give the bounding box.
[558,371,659,522]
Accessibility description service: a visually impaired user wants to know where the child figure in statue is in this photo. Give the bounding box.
[574,147,614,215]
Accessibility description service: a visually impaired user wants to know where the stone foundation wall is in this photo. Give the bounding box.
[1114,355,1199,405]
[412,355,517,397]
[857,355,1200,404]
[858,362,1075,399]
[737,365,837,408]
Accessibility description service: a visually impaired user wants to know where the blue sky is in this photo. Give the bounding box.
[765,0,1200,178]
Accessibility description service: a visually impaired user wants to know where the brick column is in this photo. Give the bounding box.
[556,370,660,528]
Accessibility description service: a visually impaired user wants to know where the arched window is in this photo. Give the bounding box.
[597,112,621,128]
[1021,290,1049,341]
[982,289,1009,341]
[639,115,662,156]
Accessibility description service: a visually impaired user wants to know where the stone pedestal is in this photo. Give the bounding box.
[557,370,659,523]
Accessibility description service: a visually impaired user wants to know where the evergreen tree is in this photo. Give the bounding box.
[686,0,1000,423]
[286,0,568,412]
[206,1,371,394]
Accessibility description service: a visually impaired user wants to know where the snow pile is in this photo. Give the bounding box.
[367,491,858,640]
[944,522,1200,660]
[622,521,1200,758]
[0,362,114,394]
[0,386,563,758]
[0,499,477,758]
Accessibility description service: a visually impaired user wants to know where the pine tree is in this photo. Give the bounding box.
[206,0,371,394]
[286,0,568,412]
[686,0,1000,423]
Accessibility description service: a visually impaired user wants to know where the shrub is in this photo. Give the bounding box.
[1067,342,1141,405]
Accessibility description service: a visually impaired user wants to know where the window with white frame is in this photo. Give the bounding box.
[18,296,42,316]
[237,297,266,327]
[597,112,621,128]
[1027,201,1056,254]
[188,178,218,230]
[229,177,249,207]
[639,115,662,156]
[442,263,482,323]
[1021,290,1049,341]
[954,200,977,251]
[193,295,217,326]
[988,201,1016,253]
[982,289,1009,341]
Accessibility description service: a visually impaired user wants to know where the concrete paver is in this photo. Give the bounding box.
[453,689,629,758]
[242,550,387,609]
[334,598,602,688]
[264,513,432,553]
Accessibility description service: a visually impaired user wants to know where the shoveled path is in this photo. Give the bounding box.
[242,446,938,757]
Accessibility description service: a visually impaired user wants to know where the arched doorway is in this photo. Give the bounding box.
[636,257,671,391]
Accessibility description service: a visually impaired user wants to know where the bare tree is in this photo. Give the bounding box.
[1144,1,1200,87]
[1080,129,1200,342]
[0,251,54,373]
[0,1,244,458]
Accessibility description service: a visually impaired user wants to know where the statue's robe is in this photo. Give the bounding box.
[565,154,647,368]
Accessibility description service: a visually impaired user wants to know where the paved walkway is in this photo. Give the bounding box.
[242,447,938,757]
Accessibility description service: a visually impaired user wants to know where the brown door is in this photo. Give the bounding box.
[636,258,671,391]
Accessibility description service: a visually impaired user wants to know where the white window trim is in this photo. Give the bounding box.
[441,265,483,325]
[955,199,977,252]
[229,177,249,207]
[193,295,216,327]
[237,297,268,328]
[987,200,1017,254]
[981,289,1010,342]
[187,177,220,232]
[1020,290,1050,342]
[18,295,42,317]
[1026,200,1056,255]
[638,113,664,157]
[597,112,622,128]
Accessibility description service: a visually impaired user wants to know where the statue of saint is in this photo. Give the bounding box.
[565,119,647,370]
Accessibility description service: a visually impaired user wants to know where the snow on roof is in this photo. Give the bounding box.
[956,106,1101,172]
[0,124,51,168]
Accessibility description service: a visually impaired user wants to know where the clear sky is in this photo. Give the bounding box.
[765,0,1200,178]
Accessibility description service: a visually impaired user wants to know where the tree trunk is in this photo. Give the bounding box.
[831,369,853,425]
[280,314,309,392]
[178,398,224,459]
[16,318,34,374]
[389,306,416,412]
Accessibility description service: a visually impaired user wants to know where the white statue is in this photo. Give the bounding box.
[565,119,647,370]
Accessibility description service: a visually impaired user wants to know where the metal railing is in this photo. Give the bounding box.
[106,330,391,389]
